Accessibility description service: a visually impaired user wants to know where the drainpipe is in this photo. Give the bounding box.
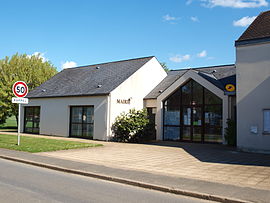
[106,94,111,141]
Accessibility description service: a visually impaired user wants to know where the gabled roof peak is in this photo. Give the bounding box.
[28,56,155,98]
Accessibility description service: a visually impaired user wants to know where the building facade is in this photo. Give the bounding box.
[20,11,270,153]
[20,56,167,140]
[144,65,236,144]
[235,11,270,153]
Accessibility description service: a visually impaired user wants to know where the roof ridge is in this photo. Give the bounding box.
[170,64,235,72]
[64,56,155,70]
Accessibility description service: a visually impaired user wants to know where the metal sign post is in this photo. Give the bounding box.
[12,81,29,146]
[18,103,21,145]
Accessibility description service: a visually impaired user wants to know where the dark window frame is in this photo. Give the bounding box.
[69,105,94,139]
[263,109,270,134]
[163,79,223,143]
[24,106,40,134]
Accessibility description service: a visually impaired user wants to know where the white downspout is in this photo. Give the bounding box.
[106,94,111,141]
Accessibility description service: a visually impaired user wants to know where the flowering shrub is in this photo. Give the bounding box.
[111,108,149,143]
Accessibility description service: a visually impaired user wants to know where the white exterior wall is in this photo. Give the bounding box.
[109,57,167,137]
[20,96,108,140]
[236,42,270,153]
[155,70,228,142]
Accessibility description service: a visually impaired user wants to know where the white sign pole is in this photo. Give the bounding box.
[12,81,29,146]
[18,103,21,146]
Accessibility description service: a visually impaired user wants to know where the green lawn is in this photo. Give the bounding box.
[0,116,17,131]
[0,134,102,153]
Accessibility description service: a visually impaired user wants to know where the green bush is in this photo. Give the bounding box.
[225,119,236,146]
[111,108,149,143]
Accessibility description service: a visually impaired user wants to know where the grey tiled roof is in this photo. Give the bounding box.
[28,56,154,98]
[144,64,235,99]
[236,10,270,43]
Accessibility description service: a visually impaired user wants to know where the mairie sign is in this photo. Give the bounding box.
[12,97,29,104]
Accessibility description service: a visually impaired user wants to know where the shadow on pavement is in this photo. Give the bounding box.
[148,141,270,167]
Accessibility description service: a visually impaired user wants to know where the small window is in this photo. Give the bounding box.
[24,106,40,134]
[70,106,94,139]
[263,109,270,133]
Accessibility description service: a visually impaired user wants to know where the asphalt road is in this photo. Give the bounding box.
[0,159,215,203]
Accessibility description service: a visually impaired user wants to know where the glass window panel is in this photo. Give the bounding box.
[205,105,222,126]
[71,124,82,137]
[183,107,191,125]
[182,127,191,141]
[181,81,192,105]
[32,128,39,134]
[83,124,93,138]
[192,81,203,105]
[263,110,270,133]
[164,126,180,141]
[85,107,94,124]
[24,107,40,134]
[205,89,222,105]
[193,127,202,141]
[72,107,82,123]
[192,107,202,126]
[204,127,222,143]
[165,89,181,109]
[25,107,34,121]
[164,89,180,125]
[164,108,180,125]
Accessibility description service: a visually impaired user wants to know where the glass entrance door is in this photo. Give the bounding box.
[182,106,202,142]
[163,79,223,143]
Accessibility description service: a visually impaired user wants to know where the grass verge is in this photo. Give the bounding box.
[0,116,17,132]
[0,134,102,153]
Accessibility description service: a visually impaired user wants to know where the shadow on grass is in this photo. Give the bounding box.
[0,127,18,132]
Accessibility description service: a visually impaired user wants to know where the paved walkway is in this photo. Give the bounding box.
[14,133,268,191]
[1,132,270,202]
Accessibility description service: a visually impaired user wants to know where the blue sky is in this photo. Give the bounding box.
[0,0,268,71]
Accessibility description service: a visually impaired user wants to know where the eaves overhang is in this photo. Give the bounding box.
[235,37,270,47]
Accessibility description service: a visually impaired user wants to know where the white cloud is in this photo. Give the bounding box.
[163,14,176,21]
[233,16,257,27]
[28,52,48,62]
[186,0,193,5]
[169,54,191,63]
[191,16,199,22]
[61,61,77,69]
[163,14,180,24]
[201,0,268,8]
[197,50,207,58]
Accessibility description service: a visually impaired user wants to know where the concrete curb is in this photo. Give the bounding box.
[0,155,251,203]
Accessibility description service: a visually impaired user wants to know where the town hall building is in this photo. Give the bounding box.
[20,10,270,153]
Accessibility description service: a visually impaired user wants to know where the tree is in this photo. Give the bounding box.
[0,53,57,124]
[111,109,149,143]
[160,62,169,72]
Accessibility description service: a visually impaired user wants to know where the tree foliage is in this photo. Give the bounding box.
[160,62,169,72]
[0,53,57,124]
[111,108,149,143]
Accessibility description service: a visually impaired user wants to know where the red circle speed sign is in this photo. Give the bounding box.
[12,81,28,98]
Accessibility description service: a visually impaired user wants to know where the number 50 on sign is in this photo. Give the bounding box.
[12,81,28,98]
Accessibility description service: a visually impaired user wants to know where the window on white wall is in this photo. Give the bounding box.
[263,109,270,133]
